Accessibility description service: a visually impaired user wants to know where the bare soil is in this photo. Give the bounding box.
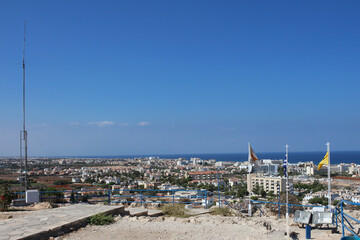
[59,214,341,240]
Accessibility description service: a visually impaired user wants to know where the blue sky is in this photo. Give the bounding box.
[1,1,360,156]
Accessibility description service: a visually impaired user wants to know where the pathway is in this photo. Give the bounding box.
[0,204,125,240]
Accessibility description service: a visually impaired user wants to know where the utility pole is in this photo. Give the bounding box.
[20,20,28,192]
[217,167,221,208]
[285,144,290,239]
[248,142,252,217]
[327,142,331,210]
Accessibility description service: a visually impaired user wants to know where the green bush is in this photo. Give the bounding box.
[210,207,232,216]
[161,204,190,218]
[309,196,328,206]
[88,213,114,225]
[0,183,15,212]
[53,180,71,185]
[79,195,89,202]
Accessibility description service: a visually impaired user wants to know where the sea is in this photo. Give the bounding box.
[66,151,360,165]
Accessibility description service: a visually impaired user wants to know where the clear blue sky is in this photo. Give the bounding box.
[1,1,359,156]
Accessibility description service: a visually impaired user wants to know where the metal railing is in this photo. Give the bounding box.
[335,200,360,238]
[251,200,321,218]
[15,189,209,207]
[110,189,208,206]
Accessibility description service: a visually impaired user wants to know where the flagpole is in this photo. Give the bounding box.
[248,142,252,217]
[327,142,331,210]
[285,144,290,239]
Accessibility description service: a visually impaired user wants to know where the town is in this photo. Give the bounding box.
[1,156,360,207]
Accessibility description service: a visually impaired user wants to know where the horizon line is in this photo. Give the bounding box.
[2,149,360,158]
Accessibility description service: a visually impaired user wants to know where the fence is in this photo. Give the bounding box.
[335,200,360,238]
[15,189,209,207]
[251,200,323,218]
[110,189,207,206]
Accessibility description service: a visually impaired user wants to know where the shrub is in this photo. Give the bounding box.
[161,204,190,218]
[0,183,15,211]
[179,198,190,203]
[210,207,232,216]
[70,191,76,203]
[79,195,89,202]
[53,180,71,185]
[126,197,134,203]
[88,213,114,225]
[265,193,302,216]
[309,196,328,206]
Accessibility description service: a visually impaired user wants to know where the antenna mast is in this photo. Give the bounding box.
[20,20,28,191]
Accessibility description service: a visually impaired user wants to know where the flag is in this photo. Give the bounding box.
[248,144,259,164]
[317,151,329,171]
[283,154,288,177]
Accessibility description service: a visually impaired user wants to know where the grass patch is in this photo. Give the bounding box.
[88,213,114,225]
[161,204,190,218]
[210,207,232,216]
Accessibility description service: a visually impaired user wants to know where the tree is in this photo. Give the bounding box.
[253,183,260,195]
[239,169,248,175]
[260,187,267,198]
[0,184,15,212]
[235,183,248,198]
[267,191,275,198]
[265,193,301,217]
[309,196,328,206]
[236,187,248,198]
[70,191,76,203]
[278,166,285,177]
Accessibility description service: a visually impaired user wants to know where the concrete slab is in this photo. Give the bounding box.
[0,204,125,240]
[125,208,148,217]
[146,209,163,217]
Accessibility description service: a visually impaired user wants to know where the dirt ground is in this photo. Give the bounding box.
[58,214,341,240]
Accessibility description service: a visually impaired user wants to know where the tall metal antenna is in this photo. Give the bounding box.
[20,20,28,191]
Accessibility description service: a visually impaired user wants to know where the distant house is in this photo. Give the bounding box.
[111,185,122,191]
[303,191,339,203]
[188,171,223,181]
[72,178,81,183]
[228,178,242,187]
[105,177,120,184]
[160,182,172,191]
[351,196,360,203]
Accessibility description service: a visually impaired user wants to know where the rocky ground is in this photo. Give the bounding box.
[1,203,353,239]
[58,214,341,240]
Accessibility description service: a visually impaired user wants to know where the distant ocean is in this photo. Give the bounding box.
[66,151,360,165]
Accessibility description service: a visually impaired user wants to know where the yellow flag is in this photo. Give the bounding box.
[317,151,329,171]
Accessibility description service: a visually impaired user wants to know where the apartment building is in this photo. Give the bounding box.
[247,173,290,195]
[188,171,223,181]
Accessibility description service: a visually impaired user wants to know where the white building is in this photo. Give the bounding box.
[257,164,279,175]
[351,196,360,203]
[306,166,315,176]
[191,158,202,165]
[247,174,289,195]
